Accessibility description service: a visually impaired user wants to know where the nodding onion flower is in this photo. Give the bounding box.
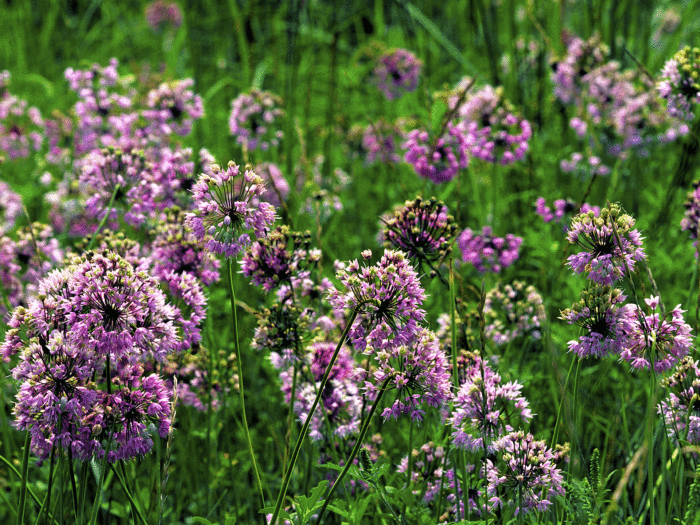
[328,249,427,352]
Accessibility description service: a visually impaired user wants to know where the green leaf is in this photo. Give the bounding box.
[190,517,217,525]
[224,517,237,525]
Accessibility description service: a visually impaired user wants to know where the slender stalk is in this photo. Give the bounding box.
[315,376,392,524]
[449,258,459,388]
[406,418,414,488]
[269,309,359,525]
[226,258,265,510]
[86,184,120,251]
[114,462,148,525]
[16,432,31,525]
[89,429,115,525]
[41,444,56,525]
[646,366,657,525]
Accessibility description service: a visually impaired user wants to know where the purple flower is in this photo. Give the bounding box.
[535,197,600,225]
[657,47,700,121]
[484,281,545,345]
[396,441,448,503]
[560,285,634,358]
[2,251,180,462]
[0,73,45,160]
[229,89,284,151]
[403,127,465,183]
[144,0,183,30]
[453,83,532,165]
[252,162,290,208]
[371,48,422,101]
[659,357,700,446]
[143,79,204,137]
[620,296,692,373]
[567,203,645,285]
[185,161,276,258]
[152,207,221,287]
[381,196,457,271]
[486,431,565,514]
[458,226,522,273]
[363,328,452,422]
[450,358,532,453]
[328,249,426,352]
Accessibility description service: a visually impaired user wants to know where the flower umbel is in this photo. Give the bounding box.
[567,202,645,285]
[186,161,276,258]
[328,249,426,352]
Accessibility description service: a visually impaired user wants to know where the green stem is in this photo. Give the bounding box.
[449,258,459,388]
[646,367,657,525]
[86,184,120,251]
[269,309,359,525]
[315,376,392,524]
[227,258,265,510]
[114,462,148,525]
[89,429,115,525]
[16,432,31,525]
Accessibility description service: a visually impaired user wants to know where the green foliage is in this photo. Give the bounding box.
[684,463,700,525]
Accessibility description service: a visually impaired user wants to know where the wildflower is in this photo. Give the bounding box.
[659,356,700,445]
[566,202,645,285]
[450,359,532,453]
[381,196,457,273]
[657,46,700,121]
[2,250,179,364]
[535,197,600,225]
[453,83,532,165]
[0,180,22,235]
[458,226,522,273]
[328,249,426,352]
[364,328,452,422]
[185,161,276,258]
[561,285,634,358]
[0,74,45,160]
[371,48,422,101]
[143,79,204,137]
[396,441,448,502]
[361,119,405,164]
[151,207,221,287]
[284,342,362,441]
[3,251,181,462]
[681,179,700,254]
[80,145,156,228]
[252,162,290,208]
[403,127,465,183]
[229,88,284,151]
[620,296,692,373]
[144,0,183,31]
[101,374,172,462]
[241,226,314,292]
[484,281,545,345]
[487,431,565,514]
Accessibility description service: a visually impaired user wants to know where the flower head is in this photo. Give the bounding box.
[381,196,457,272]
[567,202,645,284]
[560,285,634,358]
[371,48,422,100]
[328,249,426,352]
[450,359,532,452]
[487,431,565,514]
[659,357,700,445]
[186,161,276,258]
[620,297,692,373]
[484,281,545,345]
[458,226,522,273]
[229,89,284,151]
[364,328,452,422]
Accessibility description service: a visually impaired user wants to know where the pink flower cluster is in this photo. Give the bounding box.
[458,225,522,273]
